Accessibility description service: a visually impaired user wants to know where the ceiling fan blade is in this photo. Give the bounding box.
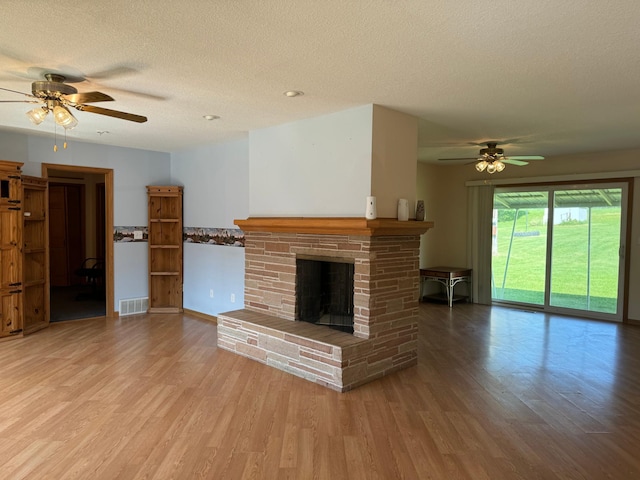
[83,67,167,101]
[506,155,544,160]
[65,91,114,104]
[498,138,523,145]
[0,86,36,97]
[75,104,147,123]
[503,159,529,166]
[438,157,478,161]
[88,66,139,80]
[106,86,168,101]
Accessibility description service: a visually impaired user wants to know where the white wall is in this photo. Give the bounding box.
[0,130,29,164]
[170,139,249,315]
[249,105,373,216]
[0,130,171,311]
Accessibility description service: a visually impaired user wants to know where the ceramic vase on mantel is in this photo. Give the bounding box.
[365,196,377,220]
[415,200,425,221]
[397,198,409,221]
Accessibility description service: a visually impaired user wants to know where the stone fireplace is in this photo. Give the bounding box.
[217,217,432,391]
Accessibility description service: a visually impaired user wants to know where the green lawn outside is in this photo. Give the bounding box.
[492,207,621,313]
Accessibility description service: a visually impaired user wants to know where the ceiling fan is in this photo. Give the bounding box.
[439,141,544,174]
[0,72,148,130]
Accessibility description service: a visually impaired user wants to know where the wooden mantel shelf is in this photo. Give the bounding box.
[235,217,434,236]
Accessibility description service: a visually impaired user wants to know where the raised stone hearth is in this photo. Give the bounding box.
[217,217,433,391]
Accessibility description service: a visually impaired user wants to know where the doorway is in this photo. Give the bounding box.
[491,181,630,322]
[49,184,85,287]
[42,164,114,320]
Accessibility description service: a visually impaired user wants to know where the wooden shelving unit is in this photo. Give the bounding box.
[147,186,183,313]
[22,176,49,334]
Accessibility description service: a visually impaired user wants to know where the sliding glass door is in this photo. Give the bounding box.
[492,190,548,305]
[548,187,624,315]
[492,183,627,321]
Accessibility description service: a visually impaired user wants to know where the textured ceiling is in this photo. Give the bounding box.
[1,1,639,162]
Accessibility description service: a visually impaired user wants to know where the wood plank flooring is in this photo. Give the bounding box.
[1,303,640,479]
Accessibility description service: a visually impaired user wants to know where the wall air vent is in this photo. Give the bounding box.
[119,297,149,316]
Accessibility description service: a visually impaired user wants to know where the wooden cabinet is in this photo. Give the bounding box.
[22,176,49,334]
[0,161,24,338]
[147,186,183,313]
[0,162,49,339]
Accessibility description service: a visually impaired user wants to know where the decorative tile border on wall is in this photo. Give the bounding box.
[113,226,245,247]
[184,227,245,247]
[114,226,148,243]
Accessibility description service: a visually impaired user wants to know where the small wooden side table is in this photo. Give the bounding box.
[420,267,472,307]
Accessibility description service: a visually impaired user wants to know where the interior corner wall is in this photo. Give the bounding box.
[417,162,469,268]
[370,105,418,218]
[248,105,373,217]
[170,139,250,316]
[416,161,439,268]
[0,129,172,312]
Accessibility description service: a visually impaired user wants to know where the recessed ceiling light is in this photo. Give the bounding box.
[203,115,220,121]
[284,90,304,98]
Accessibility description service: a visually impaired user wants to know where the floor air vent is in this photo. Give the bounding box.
[119,297,149,316]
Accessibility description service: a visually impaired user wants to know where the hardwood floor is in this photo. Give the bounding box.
[1,303,640,479]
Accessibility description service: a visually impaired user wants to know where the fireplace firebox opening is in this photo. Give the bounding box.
[296,258,354,334]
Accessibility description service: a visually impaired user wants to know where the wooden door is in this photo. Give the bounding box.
[0,167,23,337]
[49,184,85,287]
[22,176,49,335]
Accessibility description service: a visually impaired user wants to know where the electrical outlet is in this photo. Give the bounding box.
[230,293,235,303]
[209,289,214,298]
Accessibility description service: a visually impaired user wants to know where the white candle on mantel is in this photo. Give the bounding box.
[397,199,409,221]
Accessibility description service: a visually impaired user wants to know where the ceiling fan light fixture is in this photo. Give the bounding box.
[53,104,78,129]
[477,146,506,174]
[440,142,542,173]
[26,106,49,125]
